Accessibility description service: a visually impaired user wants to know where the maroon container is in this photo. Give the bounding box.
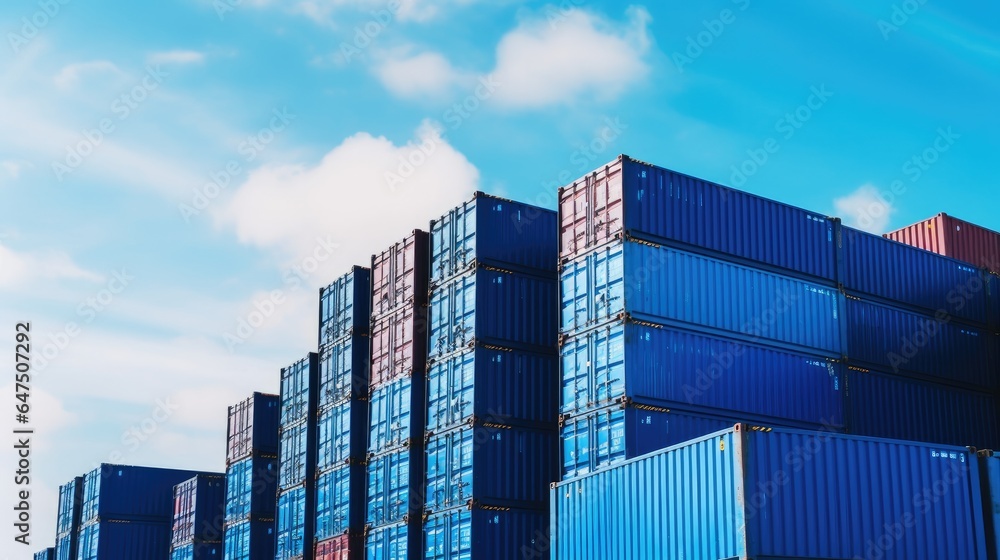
[886,213,1000,275]
[559,160,624,261]
[315,534,359,560]
[370,306,427,389]
[227,392,280,464]
[371,230,429,318]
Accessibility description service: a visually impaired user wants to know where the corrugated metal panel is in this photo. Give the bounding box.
[316,400,367,473]
[57,476,83,536]
[225,456,278,523]
[979,452,1000,560]
[172,474,226,546]
[316,534,359,560]
[314,464,365,541]
[365,447,424,527]
[846,368,999,449]
[364,521,410,560]
[371,231,429,318]
[842,226,988,324]
[430,192,557,284]
[227,393,279,465]
[368,376,426,454]
[55,532,76,560]
[425,424,557,511]
[169,542,223,560]
[561,240,843,355]
[845,297,994,389]
[276,486,310,560]
[280,354,319,426]
[560,320,844,426]
[553,426,988,560]
[319,266,371,347]
[370,307,427,389]
[887,213,1000,275]
[423,506,549,560]
[559,155,838,281]
[318,335,369,408]
[78,519,175,560]
[990,274,1000,332]
[223,519,275,560]
[279,421,314,490]
[427,346,558,432]
[81,465,211,524]
[34,549,54,560]
[429,268,558,357]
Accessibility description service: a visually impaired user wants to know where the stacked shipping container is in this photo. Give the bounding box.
[365,231,429,559]
[34,549,55,560]
[170,474,226,560]
[54,476,83,560]
[886,213,1000,276]
[223,393,279,560]
[315,269,371,560]
[423,193,560,559]
[277,355,320,560]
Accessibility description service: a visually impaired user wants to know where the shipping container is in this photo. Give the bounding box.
[427,346,558,432]
[172,474,226,546]
[990,274,1000,332]
[841,225,988,324]
[318,335,370,408]
[315,534,361,560]
[227,393,279,464]
[370,306,427,389]
[170,541,222,560]
[846,367,999,449]
[222,518,274,560]
[314,463,366,542]
[561,240,843,355]
[81,465,212,524]
[281,354,319,426]
[559,155,838,281]
[979,451,1000,560]
[372,231,429,318]
[364,520,411,560]
[429,267,558,357]
[77,519,174,560]
[56,476,84,536]
[561,320,844,425]
[225,455,278,523]
[552,425,988,560]
[423,506,549,560]
[319,266,371,347]
[886,213,1000,275]
[34,549,54,560]
[368,377,426,454]
[425,424,557,511]
[430,192,557,284]
[276,485,314,560]
[316,400,368,474]
[56,531,76,560]
[366,447,425,528]
[845,296,994,389]
[280,420,316,490]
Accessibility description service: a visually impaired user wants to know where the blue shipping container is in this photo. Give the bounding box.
[841,226,988,324]
[979,452,1000,560]
[279,420,315,490]
[425,424,556,511]
[275,486,311,560]
[366,448,424,527]
[225,455,278,522]
[172,474,226,546]
[561,240,843,355]
[280,353,318,426]
[990,273,1000,332]
[314,463,365,541]
[846,368,999,450]
[427,346,558,432]
[78,519,174,560]
[34,549,54,560]
[81,465,211,524]
[552,425,988,560]
[561,320,844,426]
[316,400,367,473]
[430,192,557,284]
[319,266,371,347]
[223,519,274,560]
[364,521,411,560]
[57,476,83,536]
[56,532,76,560]
[170,542,222,560]
[369,377,426,454]
[429,268,558,357]
[227,393,279,464]
[318,334,369,408]
[423,506,548,560]
[846,297,993,389]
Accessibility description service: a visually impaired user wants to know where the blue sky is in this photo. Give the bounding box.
[1,0,999,553]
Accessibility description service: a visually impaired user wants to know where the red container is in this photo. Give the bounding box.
[886,213,1000,275]
[371,230,429,318]
[227,392,280,464]
[370,306,427,389]
[559,160,624,260]
[315,534,359,560]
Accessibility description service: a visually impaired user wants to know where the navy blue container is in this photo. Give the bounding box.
[845,297,994,389]
[846,367,999,449]
[424,424,557,511]
[979,451,1000,560]
[989,273,1000,332]
[318,334,370,408]
[559,155,838,282]
[280,354,319,426]
[225,455,278,523]
[316,400,368,474]
[423,506,549,560]
[279,420,315,490]
[77,519,173,560]
[561,240,843,356]
[427,346,558,432]
[319,266,371,347]
[223,518,274,560]
[429,267,558,357]
[366,447,424,528]
[841,226,989,325]
[56,476,83,546]
[169,542,222,560]
[56,532,76,560]
[276,485,313,560]
[227,393,279,465]
[430,192,558,284]
[560,320,844,427]
[172,474,226,547]
[314,463,366,542]
[81,465,212,524]
[34,549,54,560]
[369,377,426,454]
[364,520,411,560]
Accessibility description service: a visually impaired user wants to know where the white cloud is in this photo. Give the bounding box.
[250,0,468,24]
[0,160,29,181]
[147,50,205,65]
[0,244,103,289]
[835,184,896,234]
[53,60,125,90]
[374,48,469,99]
